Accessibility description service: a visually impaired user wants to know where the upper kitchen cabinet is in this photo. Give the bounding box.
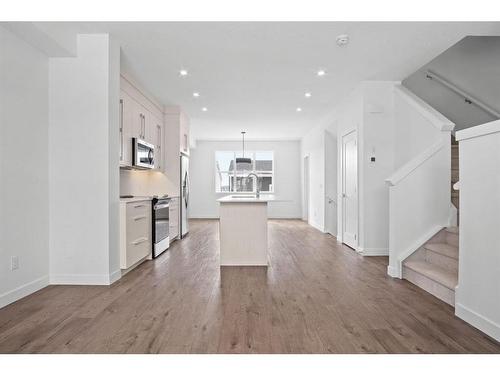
[120,74,165,171]
[179,111,190,155]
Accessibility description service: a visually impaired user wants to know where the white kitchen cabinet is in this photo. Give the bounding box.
[169,197,180,241]
[154,120,164,172]
[120,75,166,171]
[120,199,152,270]
[179,112,190,155]
[119,91,133,166]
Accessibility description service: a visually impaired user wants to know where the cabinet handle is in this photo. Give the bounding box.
[132,237,148,245]
[133,215,147,221]
[157,124,161,170]
[142,114,146,139]
[134,204,146,208]
[119,99,124,160]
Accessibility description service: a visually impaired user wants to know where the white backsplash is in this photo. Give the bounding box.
[120,169,177,197]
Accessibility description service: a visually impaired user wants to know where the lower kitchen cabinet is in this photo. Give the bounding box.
[169,197,180,241]
[120,199,152,270]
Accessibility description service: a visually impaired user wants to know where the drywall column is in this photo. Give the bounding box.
[455,120,500,342]
[0,26,50,307]
[49,34,121,284]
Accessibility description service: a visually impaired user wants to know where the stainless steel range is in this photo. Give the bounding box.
[152,196,170,258]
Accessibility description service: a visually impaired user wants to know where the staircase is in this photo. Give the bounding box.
[402,226,459,305]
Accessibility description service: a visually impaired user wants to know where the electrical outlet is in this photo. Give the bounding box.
[11,256,19,270]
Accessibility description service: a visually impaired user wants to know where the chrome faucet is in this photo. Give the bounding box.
[246,173,260,198]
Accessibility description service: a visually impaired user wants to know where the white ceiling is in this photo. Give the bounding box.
[70,22,500,141]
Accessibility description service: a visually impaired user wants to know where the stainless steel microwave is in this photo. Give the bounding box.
[132,138,155,169]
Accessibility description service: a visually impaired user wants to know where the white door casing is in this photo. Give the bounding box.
[342,130,358,249]
[325,130,337,237]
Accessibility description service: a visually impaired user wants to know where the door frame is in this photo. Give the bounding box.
[303,155,310,222]
[339,129,359,250]
[324,129,338,237]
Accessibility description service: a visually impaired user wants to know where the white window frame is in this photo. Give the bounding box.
[215,151,275,194]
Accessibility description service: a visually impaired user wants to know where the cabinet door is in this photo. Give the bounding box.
[142,112,153,145]
[154,121,164,171]
[119,91,134,166]
[179,113,190,155]
[169,198,179,240]
[130,97,145,141]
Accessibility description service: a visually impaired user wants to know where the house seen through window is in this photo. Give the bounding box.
[215,151,274,193]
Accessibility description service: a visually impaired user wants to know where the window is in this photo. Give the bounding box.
[215,151,274,193]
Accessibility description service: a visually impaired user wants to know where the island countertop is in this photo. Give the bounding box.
[217,194,282,203]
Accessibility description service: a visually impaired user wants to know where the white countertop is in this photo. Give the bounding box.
[217,194,283,203]
[120,196,153,203]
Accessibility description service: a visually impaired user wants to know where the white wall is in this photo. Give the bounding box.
[359,82,397,255]
[190,140,302,219]
[119,169,178,197]
[387,85,453,277]
[455,119,500,342]
[0,26,50,307]
[302,82,396,255]
[301,126,327,230]
[49,34,121,285]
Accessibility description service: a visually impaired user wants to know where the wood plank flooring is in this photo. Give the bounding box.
[0,219,499,353]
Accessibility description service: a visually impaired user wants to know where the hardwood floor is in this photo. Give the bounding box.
[0,219,499,353]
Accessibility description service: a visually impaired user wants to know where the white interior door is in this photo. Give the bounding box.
[325,130,337,236]
[342,131,358,249]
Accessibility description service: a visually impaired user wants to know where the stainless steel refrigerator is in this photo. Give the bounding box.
[180,154,190,238]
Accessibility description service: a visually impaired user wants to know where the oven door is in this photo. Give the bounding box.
[133,138,155,169]
[153,200,169,258]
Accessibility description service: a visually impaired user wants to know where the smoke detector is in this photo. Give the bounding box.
[336,34,349,46]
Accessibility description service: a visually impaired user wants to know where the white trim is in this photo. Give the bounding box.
[50,273,116,285]
[308,220,325,233]
[455,302,500,343]
[456,119,500,142]
[385,140,445,186]
[0,275,49,309]
[393,224,444,278]
[358,247,389,256]
[109,269,122,284]
[394,85,455,131]
[387,266,399,278]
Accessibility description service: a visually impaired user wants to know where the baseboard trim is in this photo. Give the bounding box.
[308,220,325,233]
[358,247,389,256]
[387,265,400,278]
[50,273,115,285]
[109,269,122,284]
[0,275,49,309]
[455,302,500,343]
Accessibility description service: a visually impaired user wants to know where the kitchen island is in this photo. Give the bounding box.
[217,195,276,266]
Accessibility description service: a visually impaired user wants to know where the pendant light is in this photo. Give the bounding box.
[236,131,252,165]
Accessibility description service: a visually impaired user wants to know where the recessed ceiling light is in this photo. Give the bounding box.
[193,92,200,97]
[296,107,302,112]
[317,69,326,77]
[336,34,350,46]
[179,69,188,76]
[305,92,312,98]
[201,107,208,112]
